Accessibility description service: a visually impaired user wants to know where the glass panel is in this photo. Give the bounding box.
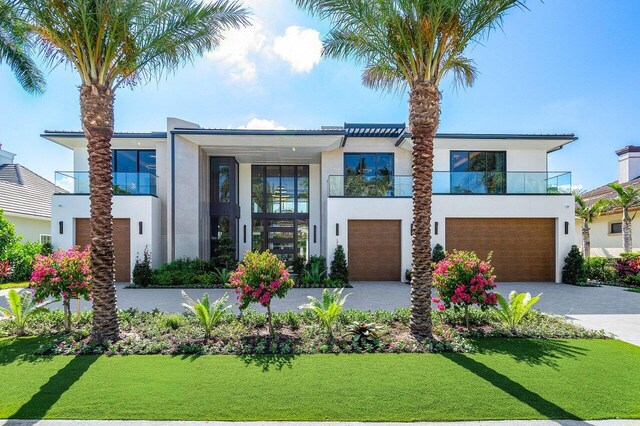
[252,219,264,251]
[359,154,376,176]
[467,152,486,171]
[115,151,138,173]
[450,151,468,172]
[280,166,295,213]
[267,219,294,228]
[218,164,230,202]
[297,219,309,260]
[266,166,281,213]
[269,230,294,239]
[344,154,361,176]
[138,150,156,172]
[376,154,394,176]
[251,166,264,213]
[268,241,294,251]
[297,166,309,213]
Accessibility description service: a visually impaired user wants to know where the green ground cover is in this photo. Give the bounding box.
[0,282,28,290]
[1,337,638,421]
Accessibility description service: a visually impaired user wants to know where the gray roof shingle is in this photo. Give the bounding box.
[0,164,56,219]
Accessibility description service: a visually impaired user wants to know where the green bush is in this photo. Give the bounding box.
[562,245,587,285]
[132,248,154,287]
[624,273,640,287]
[585,257,618,283]
[4,241,44,282]
[152,257,213,286]
[431,243,446,263]
[329,245,349,284]
[212,234,237,270]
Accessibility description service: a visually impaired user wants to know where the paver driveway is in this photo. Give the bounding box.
[2,281,639,345]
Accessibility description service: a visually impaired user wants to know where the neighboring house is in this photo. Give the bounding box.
[43,119,577,283]
[0,144,55,244]
[575,145,640,257]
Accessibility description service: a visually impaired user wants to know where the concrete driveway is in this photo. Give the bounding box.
[3,281,640,345]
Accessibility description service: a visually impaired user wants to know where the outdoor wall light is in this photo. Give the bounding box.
[138,221,143,235]
[243,225,247,243]
[564,221,569,235]
[435,221,439,235]
[335,223,339,236]
[313,225,317,243]
[58,221,63,235]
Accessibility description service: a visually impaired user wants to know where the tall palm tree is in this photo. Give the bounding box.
[607,183,640,254]
[0,0,44,93]
[295,0,525,339]
[574,192,606,258]
[21,0,250,342]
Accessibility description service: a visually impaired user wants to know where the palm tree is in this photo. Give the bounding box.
[574,192,606,258]
[21,0,250,342]
[607,183,640,253]
[295,0,525,339]
[0,0,44,93]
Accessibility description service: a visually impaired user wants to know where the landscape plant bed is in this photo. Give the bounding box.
[124,281,352,289]
[0,337,638,421]
[0,307,607,357]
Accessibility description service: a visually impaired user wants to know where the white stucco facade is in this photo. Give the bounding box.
[575,213,640,258]
[5,213,51,243]
[44,121,577,283]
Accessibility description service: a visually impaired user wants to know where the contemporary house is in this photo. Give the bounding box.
[575,145,640,257]
[0,144,56,244]
[43,118,576,283]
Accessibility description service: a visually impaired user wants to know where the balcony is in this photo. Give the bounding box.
[55,171,157,196]
[327,171,572,197]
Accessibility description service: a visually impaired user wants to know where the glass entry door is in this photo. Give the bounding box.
[266,219,296,265]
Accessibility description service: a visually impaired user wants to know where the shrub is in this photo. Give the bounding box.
[181,291,231,340]
[292,256,306,282]
[0,209,19,258]
[4,241,44,282]
[431,243,445,263]
[212,267,231,285]
[303,261,326,284]
[30,246,92,332]
[212,234,237,270]
[585,257,618,283]
[153,257,213,286]
[306,255,327,276]
[230,250,294,335]
[0,289,50,336]
[329,245,349,284]
[299,288,350,338]
[562,245,587,285]
[346,321,382,346]
[405,269,412,282]
[624,274,640,287]
[494,291,542,332]
[432,250,497,330]
[132,248,154,287]
[160,313,186,331]
[0,260,11,279]
[614,256,640,285]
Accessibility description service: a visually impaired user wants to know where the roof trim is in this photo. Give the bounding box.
[171,128,344,136]
[41,131,167,139]
[616,146,640,156]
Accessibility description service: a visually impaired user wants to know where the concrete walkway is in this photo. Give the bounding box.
[3,281,640,345]
[3,420,640,426]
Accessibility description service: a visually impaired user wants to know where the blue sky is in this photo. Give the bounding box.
[0,0,638,190]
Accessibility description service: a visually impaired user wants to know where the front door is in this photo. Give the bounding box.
[266,219,296,265]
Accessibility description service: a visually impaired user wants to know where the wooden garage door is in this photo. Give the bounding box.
[445,218,555,282]
[75,218,131,282]
[348,220,401,281]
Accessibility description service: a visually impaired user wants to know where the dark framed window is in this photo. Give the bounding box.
[210,157,240,261]
[610,222,622,234]
[111,149,156,173]
[450,151,506,194]
[344,153,394,176]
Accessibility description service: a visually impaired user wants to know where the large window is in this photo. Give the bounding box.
[450,151,506,194]
[343,153,394,196]
[210,157,239,261]
[110,149,156,194]
[251,165,310,265]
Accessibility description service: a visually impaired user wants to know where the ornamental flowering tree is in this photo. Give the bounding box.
[432,250,497,330]
[230,250,294,335]
[30,246,92,332]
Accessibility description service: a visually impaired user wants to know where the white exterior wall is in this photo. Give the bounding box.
[575,214,640,257]
[5,213,51,243]
[51,194,162,274]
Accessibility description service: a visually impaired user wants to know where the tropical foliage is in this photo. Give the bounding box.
[30,246,92,331]
[132,248,154,287]
[231,250,294,334]
[299,288,350,338]
[432,250,497,329]
[561,245,587,285]
[574,192,607,258]
[606,183,640,253]
[295,0,525,339]
[493,291,541,332]
[19,0,251,342]
[0,289,50,336]
[181,291,231,340]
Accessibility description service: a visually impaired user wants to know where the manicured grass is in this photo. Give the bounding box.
[0,282,28,290]
[626,287,640,293]
[0,337,639,421]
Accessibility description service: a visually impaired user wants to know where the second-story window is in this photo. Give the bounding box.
[343,153,394,197]
[450,151,506,194]
[111,149,156,195]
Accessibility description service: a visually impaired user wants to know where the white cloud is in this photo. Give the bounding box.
[273,26,323,73]
[205,20,267,81]
[238,118,286,130]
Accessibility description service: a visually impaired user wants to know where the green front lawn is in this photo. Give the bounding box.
[0,282,28,290]
[1,337,638,421]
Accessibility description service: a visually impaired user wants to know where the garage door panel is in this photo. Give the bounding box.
[75,218,131,282]
[445,218,555,282]
[348,220,401,281]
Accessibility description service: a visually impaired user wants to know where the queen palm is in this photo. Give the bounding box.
[295,0,525,339]
[21,0,250,341]
[0,0,44,93]
[607,183,640,253]
[574,192,606,258]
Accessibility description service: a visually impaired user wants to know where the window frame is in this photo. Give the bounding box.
[111,149,156,174]
[609,221,623,235]
[343,152,395,177]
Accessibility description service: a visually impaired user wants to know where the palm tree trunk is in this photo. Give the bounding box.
[581,220,590,258]
[80,83,119,342]
[623,208,632,253]
[408,80,440,340]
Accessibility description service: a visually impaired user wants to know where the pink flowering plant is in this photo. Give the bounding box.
[432,250,497,330]
[30,246,92,332]
[230,250,294,335]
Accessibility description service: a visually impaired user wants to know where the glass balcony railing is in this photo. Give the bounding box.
[55,171,157,196]
[328,171,572,197]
